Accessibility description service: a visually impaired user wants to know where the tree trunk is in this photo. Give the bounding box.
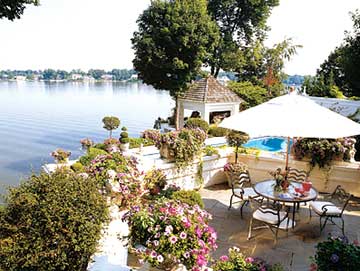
[235,145,238,163]
[109,130,112,139]
[175,95,179,130]
[214,67,220,78]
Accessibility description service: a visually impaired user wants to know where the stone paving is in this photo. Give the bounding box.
[200,184,360,271]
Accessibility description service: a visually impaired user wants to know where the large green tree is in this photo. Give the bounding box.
[316,10,360,97]
[207,0,279,77]
[0,0,39,20]
[132,0,219,97]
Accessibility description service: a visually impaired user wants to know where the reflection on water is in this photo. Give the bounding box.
[0,81,174,195]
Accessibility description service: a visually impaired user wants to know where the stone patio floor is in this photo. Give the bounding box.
[200,184,360,271]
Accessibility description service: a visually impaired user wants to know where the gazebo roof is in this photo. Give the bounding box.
[179,76,242,103]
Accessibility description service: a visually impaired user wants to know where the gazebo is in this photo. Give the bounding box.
[177,76,243,128]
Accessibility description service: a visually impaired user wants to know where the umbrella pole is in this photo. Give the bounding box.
[285,137,290,170]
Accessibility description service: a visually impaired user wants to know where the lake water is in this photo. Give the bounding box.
[0,81,174,196]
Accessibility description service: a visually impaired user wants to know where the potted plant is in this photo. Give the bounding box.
[51,148,71,164]
[123,200,217,271]
[226,130,249,163]
[120,126,130,151]
[143,168,167,195]
[223,162,248,187]
[269,168,289,192]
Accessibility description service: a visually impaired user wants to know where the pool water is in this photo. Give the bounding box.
[243,137,292,152]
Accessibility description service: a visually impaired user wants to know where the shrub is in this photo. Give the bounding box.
[208,125,229,137]
[311,236,360,271]
[203,145,219,156]
[50,148,71,163]
[102,116,120,138]
[212,247,284,271]
[143,169,167,195]
[71,161,85,173]
[93,143,106,151]
[128,137,154,149]
[0,170,109,271]
[78,147,108,166]
[123,200,217,270]
[170,190,204,208]
[80,138,94,150]
[185,118,210,133]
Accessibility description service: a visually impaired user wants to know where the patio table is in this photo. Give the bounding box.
[253,179,318,229]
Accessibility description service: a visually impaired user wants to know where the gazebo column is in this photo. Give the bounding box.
[203,106,211,123]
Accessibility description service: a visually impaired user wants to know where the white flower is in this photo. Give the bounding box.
[157,255,164,263]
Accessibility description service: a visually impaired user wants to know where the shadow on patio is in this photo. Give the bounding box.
[200,184,360,271]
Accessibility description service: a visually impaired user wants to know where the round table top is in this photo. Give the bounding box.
[254,179,318,203]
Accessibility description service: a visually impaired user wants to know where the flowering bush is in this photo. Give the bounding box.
[142,129,161,143]
[223,162,248,175]
[311,236,360,270]
[292,138,355,168]
[124,200,217,270]
[212,247,283,271]
[104,138,120,153]
[80,138,94,150]
[51,148,71,163]
[143,168,167,195]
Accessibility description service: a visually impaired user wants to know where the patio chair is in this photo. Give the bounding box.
[247,196,293,245]
[309,185,352,235]
[286,167,308,182]
[228,170,258,218]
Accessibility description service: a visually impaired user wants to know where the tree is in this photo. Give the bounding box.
[88,69,106,80]
[228,81,269,110]
[0,170,109,271]
[0,0,39,21]
[207,0,279,77]
[102,116,120,138]
[132,0,219,97]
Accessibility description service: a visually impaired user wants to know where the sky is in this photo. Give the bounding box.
[0,0,358,75]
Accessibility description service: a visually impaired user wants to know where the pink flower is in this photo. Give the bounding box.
[310,263,318,271]
[183,252,190,258]
[195,226,203,238]
[220,255,229,262]
[180,232,187,239]
[150,251,157,258]
[153,240,159,247]
[169,235,178,244]
[196,255,207,266]
[245,257,254,263]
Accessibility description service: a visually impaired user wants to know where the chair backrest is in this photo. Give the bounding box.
[330,185,353,214]
[230,170,251,188]
[248,196,284,225]
[286,167,308,182]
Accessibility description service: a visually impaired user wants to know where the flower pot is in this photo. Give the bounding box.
[120,143,130,152]
[160,144,175,162]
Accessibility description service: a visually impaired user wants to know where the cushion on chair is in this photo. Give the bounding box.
[310,201,341,215]
[253,208,287,225]
[234,187,257,199]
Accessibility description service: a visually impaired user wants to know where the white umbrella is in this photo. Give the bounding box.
[219,93,360,167]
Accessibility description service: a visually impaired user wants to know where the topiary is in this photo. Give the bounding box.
[120,126,129,144]
[78,147,108,166]
[102,116,120,138]
[208,125,229,137]
[226,130,249,163]
[185,118,210,133]
[170,190,204,208]
[0,170,109,271]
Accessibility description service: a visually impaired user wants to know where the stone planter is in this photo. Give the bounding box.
[120,143,130,152]
[159,144,175,162]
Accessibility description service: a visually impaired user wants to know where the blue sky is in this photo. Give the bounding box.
[0,0,358,75]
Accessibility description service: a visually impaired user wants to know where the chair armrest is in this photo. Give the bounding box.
[321,204,336,215]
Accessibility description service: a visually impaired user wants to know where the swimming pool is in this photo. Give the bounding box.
[243,137,292,152]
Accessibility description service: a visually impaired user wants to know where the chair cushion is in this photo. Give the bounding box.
[234,187,257,199]
[310,201,341,215]
[253,208,287,225]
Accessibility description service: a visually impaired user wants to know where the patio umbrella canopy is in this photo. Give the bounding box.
[220,93,360,139]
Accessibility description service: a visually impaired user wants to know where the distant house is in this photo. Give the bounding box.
[129,74,138,80]
[83,76,95,82]
[15,75,26,81]
[101,74,113,81]
[71,74,83,81]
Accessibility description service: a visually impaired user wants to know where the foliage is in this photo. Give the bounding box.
[207,0,279,77]
[315,11,360,97]
[102,116,120,138]
[269,168,289,192]
[128,137,154,149]
[203,145,219,157]
[143,168,167,195]
[50,148,71,163]
[226,130,249,162]
[223,162,248,176]
[170,190,204,208]
[292,138,355,168]
[311,236,360,271]
[0,170,109,271]
[208,125,229,137]
[88,69,106,80]
[302,74,345,98]
[212,246,283,271]
[80,138,94,150]
[185,118,210,133]
[155,128,207,168]
[228,81,269,110]
[0,0,39,21]
[71,161,85,173]
[78,147,108,166]
[120,126,129,144]
[123,200,217,270]
[132,0,219,97]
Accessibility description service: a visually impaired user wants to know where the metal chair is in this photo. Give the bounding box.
[247,196,293,245]
[286,167,308,182]
[309,185,352,235]
[228,170,258,218]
